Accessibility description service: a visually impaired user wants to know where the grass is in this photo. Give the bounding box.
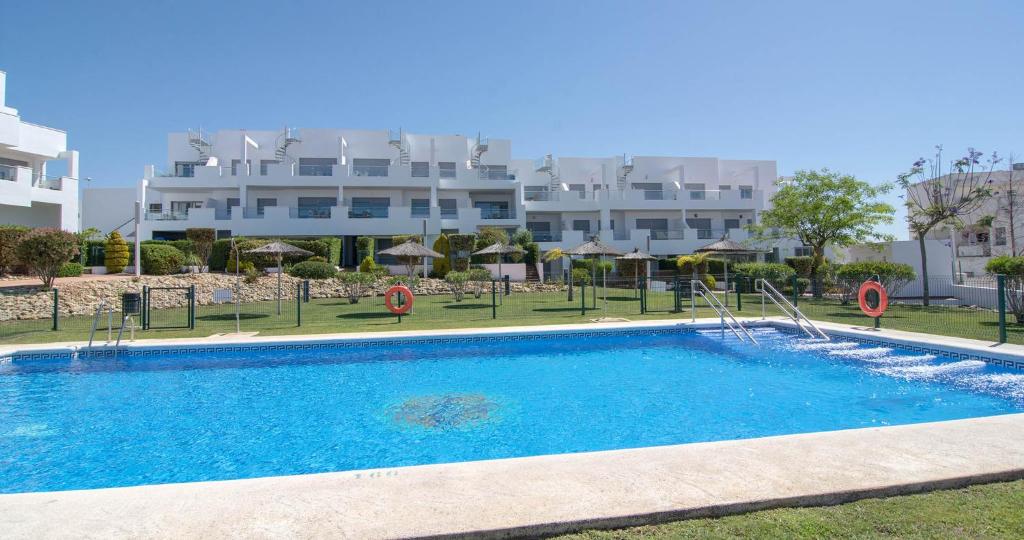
[0,286,1014,345]
[557,480,1024,539]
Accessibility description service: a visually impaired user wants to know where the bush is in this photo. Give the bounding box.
[572,268,592,286]
[287,260,337,280]
[307,255,327,263]
[0,224,30,275]
[57,262,84,277]
[445,270,470,301]
[337,271,375,303]
[359,255,378,274]
[733,262,796,285]
[449,234,477,271]
[791,277,810,296]
[988,256,1024,324]
[140,244,185,275]
[834,261,916,304]
[16,228,79,289]
[227,257,256,274]
[523,242,540,265]
[431,234,451,278]
[472,227,508,264]
[468,268,491,298]
[209,237,342,271]
[356,236,375,262]
[785,256,815,277]
[186,228,216,271]
[209,239,233,271]
[104,231,130,274]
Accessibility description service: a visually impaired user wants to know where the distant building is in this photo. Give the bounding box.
[0,70,79,231]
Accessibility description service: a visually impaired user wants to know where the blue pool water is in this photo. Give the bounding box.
[2,326,1024,493]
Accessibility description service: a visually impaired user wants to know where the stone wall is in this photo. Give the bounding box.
[0,274,566,321]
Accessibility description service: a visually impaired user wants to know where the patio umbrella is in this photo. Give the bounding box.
[694,236,765,307]
[567,237,624,318]
[246,241,313,315]
[472,242,526,287]
[378,239,444,279]
[616,247,655,294]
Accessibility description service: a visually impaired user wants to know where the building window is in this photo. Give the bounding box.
[438,162,457,179]
[175,161,201,177]
[568,184,586,199]
[633,182,664,200]
[411,162,430,177]
[995,227,1007,246]
[439,199,457,218]
[686,218,713,239]
[740,185,754,199]
[170,201,202,217]
[481,165,509,180]
[230,159,251,176]
[256,198,277,216]
[298,158,337,176]
[260,160,280,175]
[524,186,549,201]
[148,203,163,213]
[297,197,336,219]
[351,158,389,177]
[474,201,511,219]
[411,198,430,217]
[350,197,390,218]
[572,220,591,234]
[636,218,668,231]
[685,183,706,200]
[724,218,741,230]
[226,198,240,217]
[794,246,814,257]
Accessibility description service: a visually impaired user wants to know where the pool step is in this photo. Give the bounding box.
[827,347,894,358]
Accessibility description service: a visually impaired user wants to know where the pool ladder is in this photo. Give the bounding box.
[754,279,829,340]
[691,280,758,344]
[86,301,133,358]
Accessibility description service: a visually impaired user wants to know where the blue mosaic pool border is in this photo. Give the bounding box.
[1,325,697,362]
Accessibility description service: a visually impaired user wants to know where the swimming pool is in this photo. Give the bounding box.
[2,324,1023,493]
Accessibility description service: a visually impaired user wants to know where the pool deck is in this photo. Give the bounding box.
[2,414,1023,539]
[3,319,1024,538]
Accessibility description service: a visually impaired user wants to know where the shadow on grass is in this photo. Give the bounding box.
[196,313,269,321]
[442,303,491,310]
[336,312,395,320]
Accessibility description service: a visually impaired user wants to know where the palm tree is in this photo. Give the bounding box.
[543,248,573,301]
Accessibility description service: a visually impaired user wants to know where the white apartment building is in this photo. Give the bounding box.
[118,127,784,270]
[0,71,79,231]
[908,166,1024,277]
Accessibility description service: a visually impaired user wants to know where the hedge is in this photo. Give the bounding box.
[733,262,796,284]
[0,224,30,275]
[834,261,916,303]
[448,234,477,271]
[287,260,337,279]
[57,262,84,277]
[209,237,341,271]
[140,244,185,275]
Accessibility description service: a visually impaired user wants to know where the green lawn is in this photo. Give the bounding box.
[558,480,1024,539]
[0,286,1014,345]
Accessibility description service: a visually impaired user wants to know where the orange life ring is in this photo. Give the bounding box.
[858,281,888,318]
[385,285,414,315]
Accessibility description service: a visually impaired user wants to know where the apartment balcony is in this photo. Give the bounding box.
[0,165,77,207]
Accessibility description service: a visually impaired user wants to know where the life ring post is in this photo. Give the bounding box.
[857,279,888,327]
[385,285,415,318]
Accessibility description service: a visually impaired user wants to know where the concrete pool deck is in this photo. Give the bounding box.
[2,414,1023,539]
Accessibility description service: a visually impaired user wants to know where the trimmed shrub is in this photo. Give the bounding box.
[445,270,470,301]
[356,236,375,262]
[287,260,337,280]
[209,238,233,271]
[307,255,328,263]
[733,262,796,285]
[57,262,84,277]
[431,234,452,278]
[834,261,916,304]
[16,228,79,289]
[0,224,30,275]
[140,244,185,275]
[472,227,508,264]
[186,228,216,271]
[226,257,255,274]
[785,256,814,277]
[337,271,375,303]
[104,231,130,273]
[572,268,592,286]
[359,255,377,274]
[523,242,540,266]
[449,234,477,271]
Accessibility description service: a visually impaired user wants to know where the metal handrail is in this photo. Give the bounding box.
[754,279,829,340]
[691,280,758,344]
[87,300,106,349]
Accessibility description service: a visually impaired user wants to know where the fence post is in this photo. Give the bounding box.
[998,274,1007,344]
[640,276,646,314]
[736,279,742,311]
[189,285,196,329]
[296,283,302,326]
[491,280,497,319]
[504,275,510,296]
[673,276,681,313]
[791,275,799,307]
[303,280,310,303]
[52,288,59,331]
[142,286,148,330]
[581,280,586,316]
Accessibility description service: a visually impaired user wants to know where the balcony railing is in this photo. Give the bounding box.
[298,165,334,176]
[648,229,686,240]
[440,209,458,219]
[411,207,431,218]
[145,211,189,221]
[351,165,389,177]
[349,206,390,218]
[479,208,516,219]
[243,207,266,219]
[529,231,562,242]
[290,207,333,219]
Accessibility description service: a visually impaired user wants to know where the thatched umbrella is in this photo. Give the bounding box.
[472,242,526,288]
[616,247,655,294]
[694,237,765,307]
[567,237,624,317]
[379,239,444,279]
[246,241,313,315]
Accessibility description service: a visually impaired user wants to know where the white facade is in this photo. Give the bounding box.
[0,71,79,232]
[106,127,783,267]
[908,168,1024,277]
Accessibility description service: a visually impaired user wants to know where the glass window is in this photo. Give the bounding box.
[474,201,511,219]
[724,219,741,230]
[632,182,664,200]
[230,159,251,176]
[524,186,549,201]
[568,184,586,199]
[438,162,457,179]
[439,199,457,218]
[226,198,240,217]
[636,218,668,231]
[256,198,277,216]
[297,197,336,218]
[411,162,429,177]
[740,185,754,199]
[260,160,280,175]
[174,161,200,177]
[298,158,337,176]
[148,203,162,213]
[481,165,509,180]
[411,198,430,217]
[350,197,390,218]
[572,219,591,233]
[351,158,389,177]
[795,246,814,257]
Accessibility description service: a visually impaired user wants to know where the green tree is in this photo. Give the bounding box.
[16,228,79,289]
[898,147,998,305]
[751,169,894,296]
[104,231,130,274]
[473,227,509,264]
[0,224,30,275]
[185,228,216,272]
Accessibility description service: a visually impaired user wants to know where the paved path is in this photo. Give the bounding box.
[2,414,1022,539]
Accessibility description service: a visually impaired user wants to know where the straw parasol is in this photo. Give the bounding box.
[567,237,624,317]
[246,241,313,314]
[378,239,444,278]
[616,247,655,293]
[472,242,526,287]
[694,236,765,307]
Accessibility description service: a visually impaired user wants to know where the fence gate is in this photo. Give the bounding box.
[143,285,195,330]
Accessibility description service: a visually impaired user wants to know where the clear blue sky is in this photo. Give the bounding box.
[3,0,1022,239]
